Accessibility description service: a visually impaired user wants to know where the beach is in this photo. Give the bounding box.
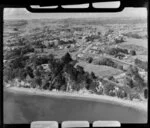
[4,86,147,124]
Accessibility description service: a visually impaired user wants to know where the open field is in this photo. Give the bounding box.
[121,38,147,48]
[76,62,123,78]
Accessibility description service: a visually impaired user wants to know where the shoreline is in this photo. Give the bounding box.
[4,86,147,112]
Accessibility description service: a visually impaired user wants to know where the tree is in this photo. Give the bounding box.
[3,67,16,82]
[53,73,66,90]
[126,65,138,76]
[144,89,148,99]
[134,58,147,71]
[130,50,136,55]
[25,66,34,78]
[18,68,27,80]
[132,74,146,89]
[103,82,115,95]
[91,72,97,79]
[108,76,115,81]
[86,57,93,63]
[117,64,123,70]
[117,90,127,99]
[34,77,42,88]
[42,79,50,90]
[88,80,99,92]
[33,68,41,78]
[76,65,84,74]
[124,76,134,88]
[61,52,72,65]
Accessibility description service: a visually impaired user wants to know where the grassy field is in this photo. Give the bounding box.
[124,38,147,48]
[119,39,147,55]
[76,62,123,78]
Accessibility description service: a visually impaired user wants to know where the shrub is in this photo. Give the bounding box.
[114,37,125,44]
[76,65,85,74]
[91,72,97,79]
[88,80,99,92]
[126,65,138,76]
[34,77,42,88]
[103,82,115,95]
[124,76,134,88]
[130,50,136,55]
[61,52,73,65]
[93,57,118,69]
[60,85,67,91]
[134,58,147,71]
[144,89,148,99]
[109,90,116,97]
[117,64,123,70]
[132,74,146,89]
[106,47,128,56]
[107,76,115,81]
[117,90,127,98]
[86,57,93,63]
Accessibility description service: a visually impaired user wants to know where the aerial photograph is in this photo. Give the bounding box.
[3,7,148,124]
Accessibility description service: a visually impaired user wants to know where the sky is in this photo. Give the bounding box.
[4,3,147,20]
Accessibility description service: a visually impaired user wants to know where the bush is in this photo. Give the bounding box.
[107,76,115,81]
[106,47,128,56]
[88,80,99,92]
[134,58,147,71]
[132,74,146,89]
[124,76,134,88]
[60,85,67,91]
[144,89,148,99]
[103,82,115,95]
[61,52,73,65]
[91,72,97,79]
[3,67,27,82]
[117,90,127,98]
[114,37,125,44]
[130,50,136,55]
[109,90,116,97]
[126,65,138,76]
[86,57,93,63]
[32,56,49,67]
[117,64,123,70]
[93,57,118,69]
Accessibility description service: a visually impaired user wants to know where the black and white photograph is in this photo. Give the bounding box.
[3,4,148,124]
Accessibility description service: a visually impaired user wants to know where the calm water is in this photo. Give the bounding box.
[4,89,147,124]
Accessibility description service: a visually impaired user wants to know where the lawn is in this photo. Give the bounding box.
[76,62,123,78]
[119,39,147,55]
[120,38,147,49]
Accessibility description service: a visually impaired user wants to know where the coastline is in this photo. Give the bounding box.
[4,86,147,112]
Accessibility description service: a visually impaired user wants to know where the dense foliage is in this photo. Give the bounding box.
[134,58,147,71]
